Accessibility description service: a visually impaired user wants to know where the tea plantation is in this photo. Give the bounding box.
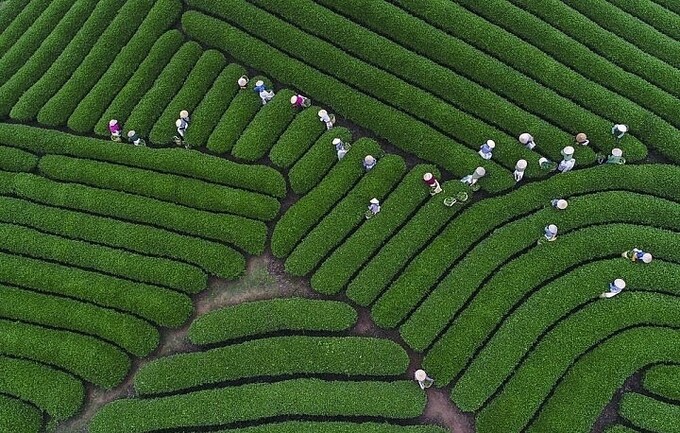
[0,1,678,432]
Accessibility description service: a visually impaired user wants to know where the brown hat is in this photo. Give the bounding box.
[575,133,588,143]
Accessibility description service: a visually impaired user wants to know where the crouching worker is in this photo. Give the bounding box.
[127,130,145,146]
[366,198,381,219]
[290,94,311,108]
[622,248,652,263]
[414,369,434,390]
[109,119,122,142]
[333,138,349,160]
[423,172,442,195]
[601,279,625,299]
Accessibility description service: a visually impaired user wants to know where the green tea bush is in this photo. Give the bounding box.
[311,164,438,295]
[285,154,406,276]
[619,393,680,433]
[606,0,680,41]
[124,41,203,137]
[0,284,159,357]
[269,106,325,168]
[0,0,97,117]
[0,196,245,279]
[37,0,157,126]
[643,365,680,401]
[0,319,130,389]
[69,0,183,133]
[0,222,206,293]
[95,30,184,136]
[289,128,352,195]
[0,0,33,40]
[0,395,41,433]
[0,123,286,198]
[0,251,193,328]
[189,298,357,344]
[149,50,226,144]
[231,89,297,161]
[38,154,279,222]
[14,173,267,254]
[523,327,680,433]
[0,146,38,172]
[90,379,425,432]
[183,10,514,192]
[272,139,381,258]
[206,76,269,154]
[0,355,84,421]
[185,64,246,148]
[134,336,408,394]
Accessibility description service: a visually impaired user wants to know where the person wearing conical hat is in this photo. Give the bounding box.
[623,248,653,263]
[551,199,568,210]
[179,110,190,123]
[606,148,625,164]
[414,369,434,390]
[461,166,486,186]
[423,172,442,195]
[544,224,558,242]
[519,132,536,150]
[575,132,589,146]
[478,139,495,160]
[253,80,266,94]
[290,94,310,108]
[318,109,335,130]
[333,138,348,160]
[108,119,122,141]
[557,146,576,173]
[612,124,628,139]
[237,75,249,89]
[601,278,625,298]
[127,130,144,146]
[513,159,527,182]
[363,155,377,171]
[367,198,381,217]
[175,118,187,139]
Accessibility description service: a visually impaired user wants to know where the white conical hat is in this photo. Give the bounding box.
[364,155,375,164]
[538,157,548,165]
[486,139,496,148]
[370,198,379,204]
[642,253,652,263]
[515,159,527,170]
[519,133,532,144]
[238,76,248,86]
[180,110,189,118]
[109,119,118,126]
[474,167,486,176]
[423,172,433,181]
[616,124,628,132]
[318,109,327,117]
[332,138,342,145]
[255,80,264,87]
[290,95,298,104]
[613,278,626,289]
[415,370,427,381]
[127,130,136,137]
[612,148,623,157]
[562,146,575,156]
[547,224,558,233]
[175,119,183,128]
[556,199,568,210]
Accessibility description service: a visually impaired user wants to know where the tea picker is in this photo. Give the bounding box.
[557,146,576,173]
[478,139,495,160]
[612,124,628,140]
[513,159,527,182]
[363,155,377,171]
[127,130,146,146]
[600,278,625,298]
[318,109,336,130]
[460,166,486,191]
[253,80,267,94]
[598,148,625,165]
[575,132,589,146]
[622,248,652,263]
[538,224,558,244]
[366,198,381,219]
[174,118,189,149]
[237,75,249,89]
[259,89,275,105]
[333,138,349,160]
[551,199,568,210]
[108,119,122,142]
[423,172,442,195]
[290,94,311,108]
[519,132,536,150]
[414,369,434,390]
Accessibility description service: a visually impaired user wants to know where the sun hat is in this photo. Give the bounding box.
[370,198,379,204]
[642,253,652,264]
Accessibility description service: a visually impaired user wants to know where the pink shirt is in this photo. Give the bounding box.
[109,123,121,134]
